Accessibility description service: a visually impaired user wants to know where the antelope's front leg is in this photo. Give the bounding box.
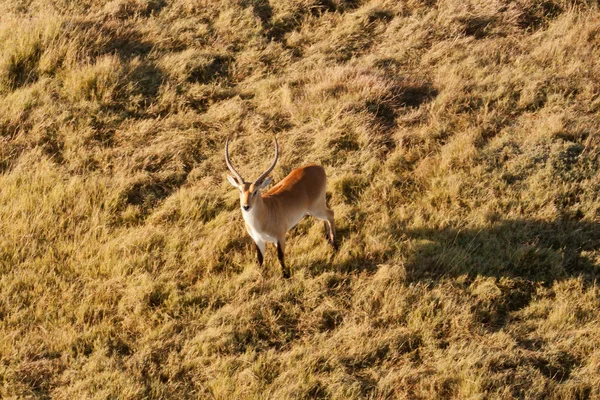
[276,238,290,278]
[254,239,266,266]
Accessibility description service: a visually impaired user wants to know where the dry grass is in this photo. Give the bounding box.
[1,0,600,398]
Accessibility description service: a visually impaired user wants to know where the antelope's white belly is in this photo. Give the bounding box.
[287,211,308,231]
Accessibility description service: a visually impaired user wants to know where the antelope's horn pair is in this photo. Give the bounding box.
[225,137,279,184]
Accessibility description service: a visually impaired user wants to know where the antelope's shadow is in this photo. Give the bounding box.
[403,218,600,284]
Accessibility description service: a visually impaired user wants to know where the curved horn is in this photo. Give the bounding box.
[254,137,279,185]
[225,137,245,184]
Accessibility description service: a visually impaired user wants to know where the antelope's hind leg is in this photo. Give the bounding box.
[323,221,331,241]
[311,208,337,251]
[326,208,337,250]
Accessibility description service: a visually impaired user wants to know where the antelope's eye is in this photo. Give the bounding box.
[252,190,258,196]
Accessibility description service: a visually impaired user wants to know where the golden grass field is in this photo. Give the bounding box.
[1,0,600,398]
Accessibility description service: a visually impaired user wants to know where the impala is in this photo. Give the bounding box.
[225,137,336,277]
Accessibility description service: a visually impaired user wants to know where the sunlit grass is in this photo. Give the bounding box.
[1,0,600,398]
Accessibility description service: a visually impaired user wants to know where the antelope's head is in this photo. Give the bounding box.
[225,137,279,212]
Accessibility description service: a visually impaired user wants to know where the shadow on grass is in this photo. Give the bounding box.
[318,217,599,332]
[403,218,600,285]
[387,218,600,334]
[305,250,387,277]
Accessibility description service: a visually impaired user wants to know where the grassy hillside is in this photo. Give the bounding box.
[1,0,600,398]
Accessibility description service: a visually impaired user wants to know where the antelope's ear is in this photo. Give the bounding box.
[256,177,272,190]
[227,175,241,188]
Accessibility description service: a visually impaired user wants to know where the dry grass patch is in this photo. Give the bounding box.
[1,0,600,398]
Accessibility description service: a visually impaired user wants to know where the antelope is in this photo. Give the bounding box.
[225,137,336,278]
